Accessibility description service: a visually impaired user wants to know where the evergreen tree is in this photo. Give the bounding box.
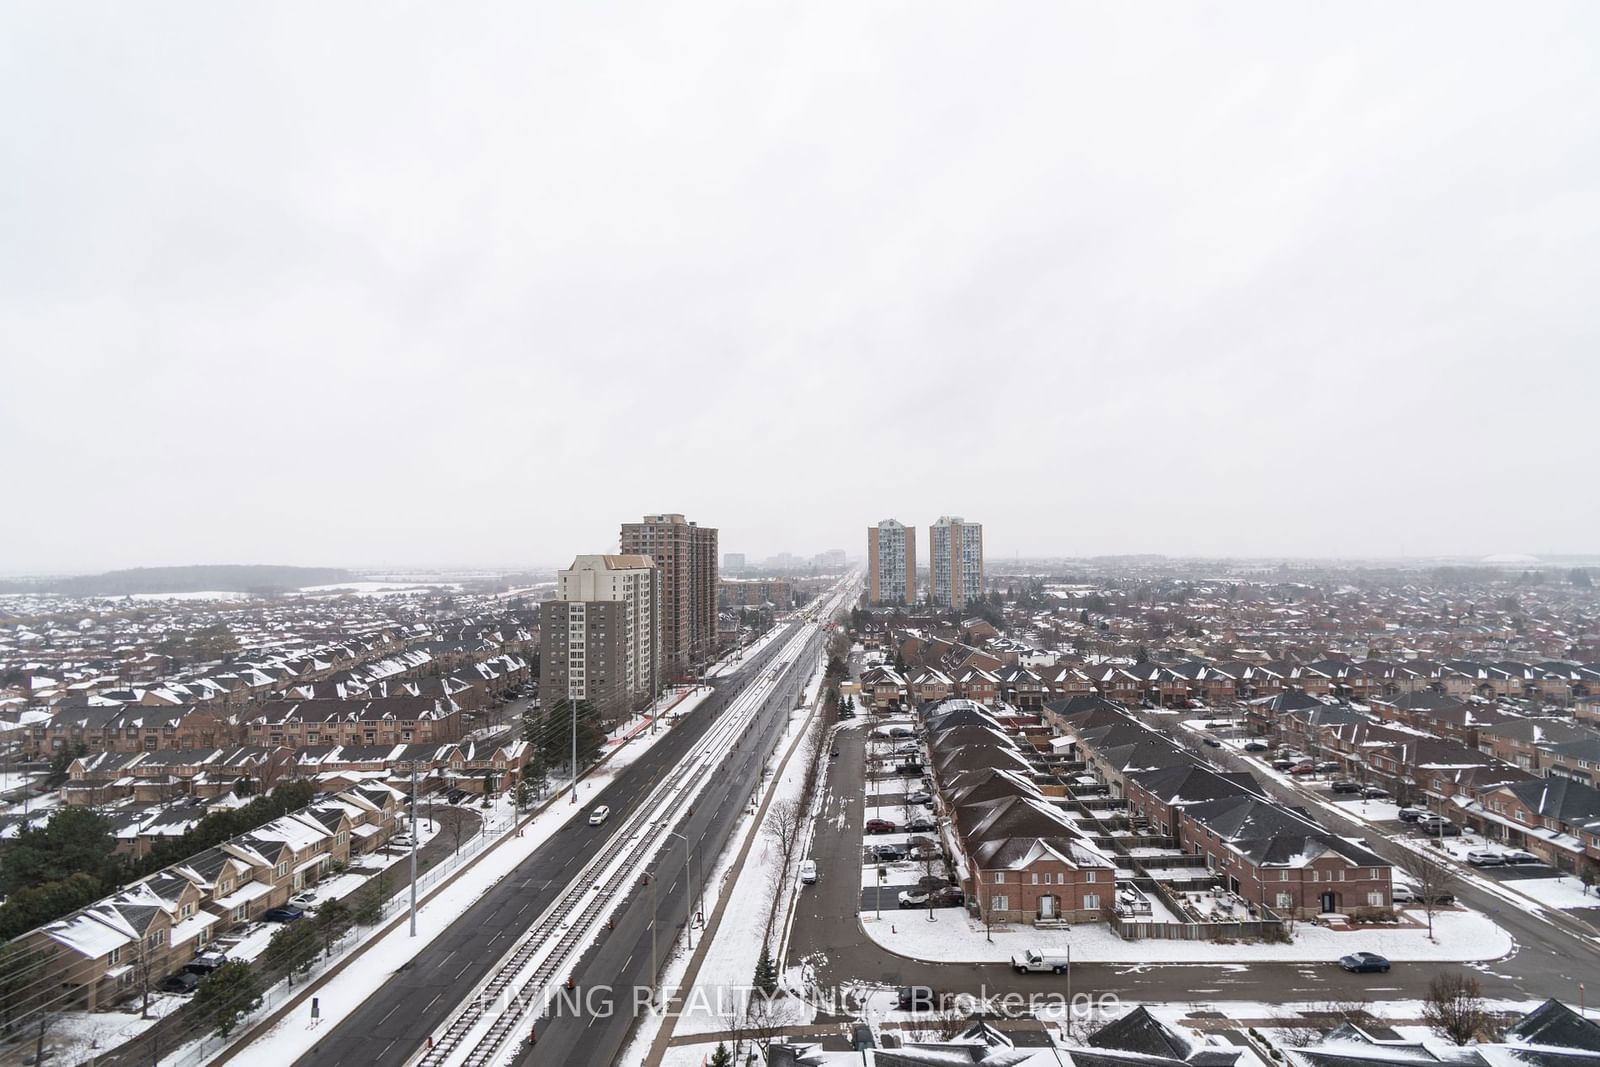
[753,942,778,997]
[710,1042,734,1067]
[188,962,261,1038]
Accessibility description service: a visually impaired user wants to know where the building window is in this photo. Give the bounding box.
[1085,870,1097,883]
[991,895,1009,912]
[993,872,1005,884]
[1084,893,1101,911]
[1276,893,1293,909]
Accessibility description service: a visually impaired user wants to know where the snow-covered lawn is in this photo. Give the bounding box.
[860,906,1512,964]
[1493,873,1600,910]
[41,992,186,1062]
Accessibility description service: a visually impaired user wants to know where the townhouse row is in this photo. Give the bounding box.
[22,785,404,1012]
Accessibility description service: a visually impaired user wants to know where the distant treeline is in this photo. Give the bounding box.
[0,564,355,596]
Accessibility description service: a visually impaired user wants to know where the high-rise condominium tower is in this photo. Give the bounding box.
[867,519,916,606]
[929,516,984,609]
[539,554,659,727]
[620,513,718,676]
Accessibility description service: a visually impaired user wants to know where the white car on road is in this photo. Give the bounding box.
[588,805,611,826]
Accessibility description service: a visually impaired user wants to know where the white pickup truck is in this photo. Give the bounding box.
[1010,949,1070,974]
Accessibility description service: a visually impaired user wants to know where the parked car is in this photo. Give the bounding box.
[898,985,939,1011]
[1396,807,1427,823]
[1338,952,1391,974]
[888,727,915,739]
[1394,886,1455,905]
[1243,741,1269,753]
[865,819,898,834]
[184,951,229,975]
[932,886,965,907]
[1500,849,1540,865]
[799,860,818,884]
[1360,785,1390,799]
[389,834,414,849]
[906,816,937,833]
[870,844,905,862]
[1202,738,1222,748]
[897,889,930,908]
[906,790,933,805]
[263,906,306,923]
[1416,815,1460,836]
[1315,761,1340,772]
[1288,763,1316,776]
[1272,759,1297,771]
[1467,850,1507,867]
[160,971,202,995]
[588,805,611,826]
[1331,781,1362,795]
[446,789,467,804]
[893,762,922,776]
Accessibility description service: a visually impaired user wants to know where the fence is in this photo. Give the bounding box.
[155,806,521,1067]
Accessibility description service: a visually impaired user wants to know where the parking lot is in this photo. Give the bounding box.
[856,716,965,914]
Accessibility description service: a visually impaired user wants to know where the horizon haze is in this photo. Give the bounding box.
[4,2,1598,572]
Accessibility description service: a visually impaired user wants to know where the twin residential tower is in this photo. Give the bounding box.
[867,516,984,609]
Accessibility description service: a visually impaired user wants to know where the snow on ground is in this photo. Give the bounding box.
[91,590,256,602]
[298,581,463,596]
[672,708,822,1036]
[43,991,186,1062]
[1491,872,1599,909]
[232,704,692,1063]
[706,625,789,678]
[860,906,1512,964]
[1328,797,1405,825]
[617,660,828,1064]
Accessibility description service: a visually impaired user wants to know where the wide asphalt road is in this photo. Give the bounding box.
[513,629,821,1065]
[788,717,1600,1014]
[291,624,802,1067]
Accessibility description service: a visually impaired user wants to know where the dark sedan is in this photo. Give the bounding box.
[1339,952,1391,973]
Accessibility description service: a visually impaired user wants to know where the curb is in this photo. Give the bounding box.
[200,710,671,1066]
[640,657,826,1067]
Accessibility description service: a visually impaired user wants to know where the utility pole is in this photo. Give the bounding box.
[409,764,419,937]
[649,870,658,1007]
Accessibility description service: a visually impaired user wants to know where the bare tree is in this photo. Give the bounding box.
[1423,971,1497,1046]
[1311,997,1376,1030]
[30,1006,63,1067]
[763,798,805,882]
[1398,849,1458,940]
[1270,1010,1324,1048]
[718,1001,747,1065]
[744,988,800,1056]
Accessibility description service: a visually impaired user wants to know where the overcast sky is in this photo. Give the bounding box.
[4,3,1597,574]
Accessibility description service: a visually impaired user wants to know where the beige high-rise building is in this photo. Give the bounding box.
[867,519,916,606]
[539,554,660,727]
[930,516,984,609]
[620,513,719,677]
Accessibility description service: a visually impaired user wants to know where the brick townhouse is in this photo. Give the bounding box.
[1175,795,1393,918]
[240,696,462,748]
[1461,776,1600,877]
[24,786,400,1012]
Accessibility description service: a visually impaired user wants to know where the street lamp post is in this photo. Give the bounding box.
[408,764,419,938]
[668,830,696,948]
